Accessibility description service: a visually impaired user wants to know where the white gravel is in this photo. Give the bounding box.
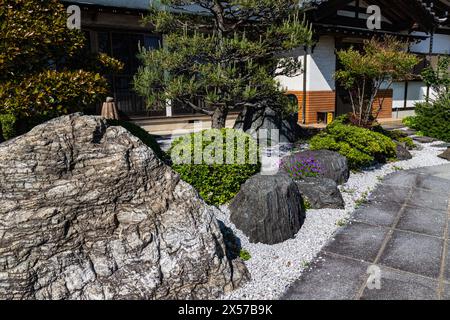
[217,136,448,300]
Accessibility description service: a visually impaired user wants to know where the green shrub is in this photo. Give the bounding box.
[410,93,450,142]
[0,113,16,141]
[402,116,419,129]
[0,70,108,119]
[0,0,122,135]
[170,128,260,205]
[107,120,167,161]
[397,136,416,150]
[239,249,251,261]
[310,123,397,169]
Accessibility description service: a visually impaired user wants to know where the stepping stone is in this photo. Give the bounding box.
[432,143,450,148]
[413,136,437,143]
[398,129,417,136]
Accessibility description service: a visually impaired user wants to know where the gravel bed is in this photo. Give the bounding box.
[217,138,448,300]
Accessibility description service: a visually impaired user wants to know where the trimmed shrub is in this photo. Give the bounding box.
[170,129,260,205]
[408,93,450,142]
[0,113,16,141]
[310,122,397,169]
[107,120,167,161]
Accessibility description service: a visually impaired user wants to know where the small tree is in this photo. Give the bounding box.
[134,0,313,129]
[0,0,122,136]
[335,36,419,127]
[421,55,450,99]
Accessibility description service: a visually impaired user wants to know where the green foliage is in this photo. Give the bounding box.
[402,116,419,129]
[372,126,416,150]
[410,93,450,142]
[107,120,167,161]
[0,0,123,136]
[302,198,312,211]
[398,137,416,150]
[239,249,251,261]
[0,113,16,141]
[0,70,108,119]
[170,128,260,205]
[310,122,397,169]
[135,0,313,128]
[421,56,450,98]
[335,37,419,126]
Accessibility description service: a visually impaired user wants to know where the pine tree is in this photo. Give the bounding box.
[134,0,312,129]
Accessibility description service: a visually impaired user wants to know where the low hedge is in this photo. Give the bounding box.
[310,122,397,169]
[0,113,17,141]
[170,128,260,205]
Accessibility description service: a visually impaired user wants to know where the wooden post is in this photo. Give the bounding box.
[101,97,120,120]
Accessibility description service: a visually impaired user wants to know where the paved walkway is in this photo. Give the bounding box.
[283,164,450,300]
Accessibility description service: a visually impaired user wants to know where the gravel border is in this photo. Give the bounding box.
[217,137,448,300]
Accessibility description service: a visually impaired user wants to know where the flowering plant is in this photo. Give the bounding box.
[280,155,322,180]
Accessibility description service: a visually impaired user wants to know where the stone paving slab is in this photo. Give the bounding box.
[407,189,449,212]
[396,206,447,237]
[351,201,403,227]
[379,230,443,279]
[324,222,389,262]
[284,253,369,300]
[283,164,450,300]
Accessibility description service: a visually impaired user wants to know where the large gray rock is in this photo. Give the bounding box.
[234,107,304,143]
[395,142,413,161]
[438,148,450,161]
[282,150,349,185]
[295,177,345,209]
[229,173,305,245]
[0,114,249,300]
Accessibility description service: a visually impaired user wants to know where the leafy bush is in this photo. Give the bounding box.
[372,127,416,150]
[280,154,322,180]
[239,249,251,261]
[170,129,260,205]
[407,93,450,142]
[0,113,16,141]
[310,122,397,169]
[402,116,418,129]
[107,120,167,161]
[0,70,108,119]
[0,0,122,138]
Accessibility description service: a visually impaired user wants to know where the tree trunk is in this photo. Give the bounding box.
[211,107,228,129]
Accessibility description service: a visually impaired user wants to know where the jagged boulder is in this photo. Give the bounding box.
[0,114,249,300]
[229,173,305,245]
[438,148,450,161]
[234,107,304,143]
[295,177,345,209]
[395,142,413,161]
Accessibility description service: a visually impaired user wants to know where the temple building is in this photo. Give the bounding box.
[62,0,450,125]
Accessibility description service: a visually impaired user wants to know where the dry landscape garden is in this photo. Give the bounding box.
[0,0,449,302]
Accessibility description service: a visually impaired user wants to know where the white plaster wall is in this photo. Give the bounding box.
[307,36,336,91]
[392,81,438,109]
[276,47,306,92]
[276,36,336,92]
[410,32,450,54]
